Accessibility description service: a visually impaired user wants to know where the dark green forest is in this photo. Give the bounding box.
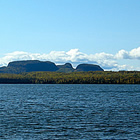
[0,71,140,84]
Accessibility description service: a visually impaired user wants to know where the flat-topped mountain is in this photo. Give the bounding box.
[0,60,104,74]
[76,64,104,71]
[0,60,58,74]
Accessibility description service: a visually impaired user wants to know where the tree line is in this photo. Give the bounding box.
[0,71,140,84]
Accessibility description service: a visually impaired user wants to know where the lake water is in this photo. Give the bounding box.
[0,84,140,140]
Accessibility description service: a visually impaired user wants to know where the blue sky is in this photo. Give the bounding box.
[0,0,140,70]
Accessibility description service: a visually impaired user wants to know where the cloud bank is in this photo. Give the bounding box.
[0,47,140,71]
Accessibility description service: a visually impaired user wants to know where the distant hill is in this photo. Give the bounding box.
[0,60,58,74]
[0,60,104,74]
[76,64,104,72]
[57,63,74,73]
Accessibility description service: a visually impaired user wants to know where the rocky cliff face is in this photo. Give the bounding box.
[0,60,104,74]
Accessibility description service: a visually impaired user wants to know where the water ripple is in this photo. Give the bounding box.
[0,84,139,139]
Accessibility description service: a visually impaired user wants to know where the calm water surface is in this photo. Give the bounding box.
[0,84,140,139]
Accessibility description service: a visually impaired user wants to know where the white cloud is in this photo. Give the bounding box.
[129,47,140,59]
[115,49,129,59]
[0,47,140,71]
[115,47,140,59]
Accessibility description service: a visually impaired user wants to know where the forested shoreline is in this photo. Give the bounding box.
[0,71,140,84]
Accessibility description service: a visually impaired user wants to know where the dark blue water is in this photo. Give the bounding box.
[0,84,140,139]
